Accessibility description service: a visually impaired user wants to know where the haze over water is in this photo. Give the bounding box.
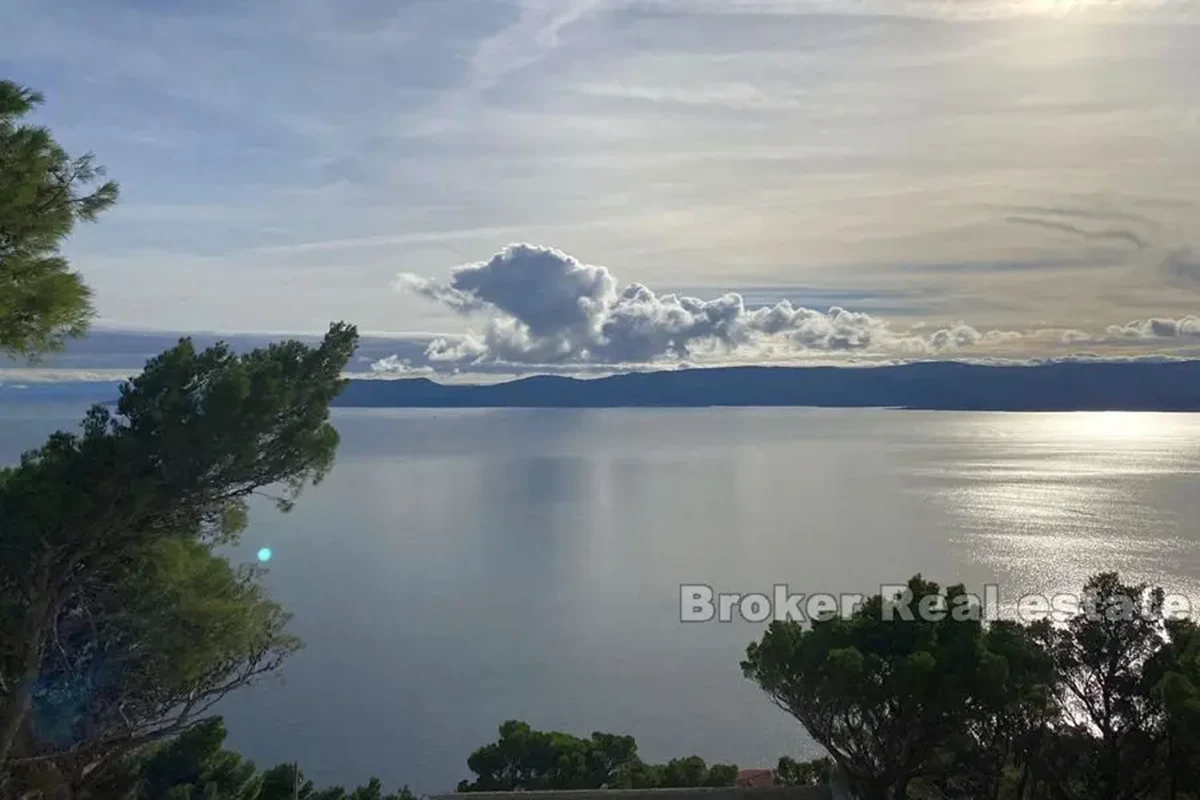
[3,406,1200,793]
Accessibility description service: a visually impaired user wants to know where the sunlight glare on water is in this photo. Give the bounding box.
[925,412,1200,614]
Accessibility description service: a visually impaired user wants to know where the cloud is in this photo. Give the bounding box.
[393,244,1023,368]
[466,0,602,91]
[994,204,1155,226]
[1106,315,1200,340]
[369,355,438,377]
[1060,329,1092,344]
[576,82,804,111]
[1163,248,1200,286]
[1003,215,1149,250]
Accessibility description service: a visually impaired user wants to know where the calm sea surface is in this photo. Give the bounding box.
[3,406,1200,792]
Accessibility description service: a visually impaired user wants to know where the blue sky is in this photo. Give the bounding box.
[3,0,1200,374]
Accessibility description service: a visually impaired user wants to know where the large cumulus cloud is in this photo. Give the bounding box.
[393,244,1021,369]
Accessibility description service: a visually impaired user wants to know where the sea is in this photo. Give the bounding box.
[3,405,1200,793]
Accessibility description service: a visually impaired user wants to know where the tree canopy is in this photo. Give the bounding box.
[744,573,1200,800]
[0,323,359,796]
[456,720,738,792]
[88,717,414,800]
[0,80,118,357]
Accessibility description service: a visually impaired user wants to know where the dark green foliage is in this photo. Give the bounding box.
[1151,619,1200,799]
[746,572,1200,800]
[775,756,832,787]
[610,756,739,790]
[1028,573,1169,800]
[0,324,358,793]
[742,576,989,799]
[256,763,413,800]
[933,618,1057,799]
[16,538,301,794]
[658,756,739,788]
[0,80,118,357]
[456,720,738,791]
[129,718,260,800]
[86,718,412,800]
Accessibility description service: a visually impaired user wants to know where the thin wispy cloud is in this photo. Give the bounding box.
[467,0,606,91]
[1003,216,1150,250]
[576,82,808,110]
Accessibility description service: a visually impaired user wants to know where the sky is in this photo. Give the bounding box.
[3,0,1200,376]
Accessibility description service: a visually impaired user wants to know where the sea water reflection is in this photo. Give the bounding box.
[2,407,1199,791]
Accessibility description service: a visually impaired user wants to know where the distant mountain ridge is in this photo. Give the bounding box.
[6,361,1200,412]
[334,360,1200,411]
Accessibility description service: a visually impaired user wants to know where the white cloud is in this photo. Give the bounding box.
[1106,316,1200,340]
[1061,329,1093,343]
[369,356,437,377]
[576,82,806,111]
[392,243,1025,369]
[466,0,604,91]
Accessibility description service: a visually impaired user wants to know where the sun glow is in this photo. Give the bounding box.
[1016,0,1162,16]
[1025,0,1079,11]
[1049,411,1181,442]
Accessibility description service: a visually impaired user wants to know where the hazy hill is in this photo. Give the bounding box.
[334,361,1200,411]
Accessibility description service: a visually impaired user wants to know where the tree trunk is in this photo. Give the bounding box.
[1015,763,1030,800]
[1166,727,1177,800]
